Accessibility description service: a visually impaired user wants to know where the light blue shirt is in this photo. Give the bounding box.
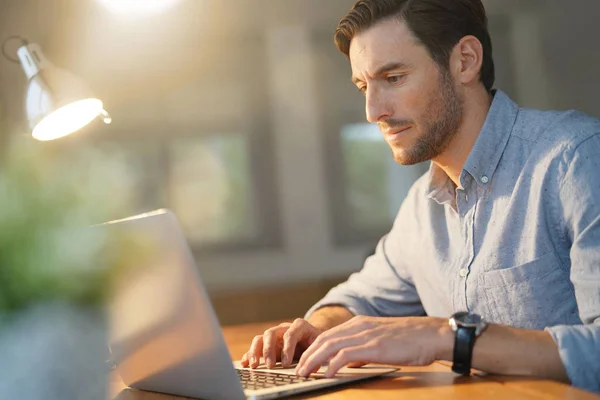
[306,90,600,392]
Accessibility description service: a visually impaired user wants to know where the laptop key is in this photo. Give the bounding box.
[237,369,322,390]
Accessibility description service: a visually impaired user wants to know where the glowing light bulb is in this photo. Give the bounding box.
[97,0,181,15]
[32,98,106,141]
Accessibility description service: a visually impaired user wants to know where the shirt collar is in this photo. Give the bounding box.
[426,89,519,205]
[462,89,519,189]
[425,162,456,207]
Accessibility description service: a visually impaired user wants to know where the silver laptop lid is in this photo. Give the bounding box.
[105,209,246,400]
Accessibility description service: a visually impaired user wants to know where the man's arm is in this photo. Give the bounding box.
[543,132,600,390]
[443,323,570,382]
[307,305,355,331]
[295,316,574,383]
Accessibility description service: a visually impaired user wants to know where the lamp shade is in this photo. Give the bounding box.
[17,43,110,141]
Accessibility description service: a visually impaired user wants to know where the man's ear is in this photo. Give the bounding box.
[450,35,484,86]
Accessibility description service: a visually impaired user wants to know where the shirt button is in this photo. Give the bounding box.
[459,268,468,277]
[480,175,489,184]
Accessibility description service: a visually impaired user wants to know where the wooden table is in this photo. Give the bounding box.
[110,321,600,399]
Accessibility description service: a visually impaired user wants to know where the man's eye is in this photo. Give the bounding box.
[387,75,405,84]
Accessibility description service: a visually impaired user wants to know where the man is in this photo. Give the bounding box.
[241,0,600,392]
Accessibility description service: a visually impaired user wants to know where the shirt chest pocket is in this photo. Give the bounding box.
[480,252,580,329]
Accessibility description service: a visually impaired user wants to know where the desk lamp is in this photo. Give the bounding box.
[3,36,111,141]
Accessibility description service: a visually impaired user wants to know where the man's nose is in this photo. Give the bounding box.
[365,88,392,123]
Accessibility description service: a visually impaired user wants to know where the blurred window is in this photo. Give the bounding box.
[90,132,278,251]
[167,134,257,244]
[80,37,281,252]
[341,124,427,233]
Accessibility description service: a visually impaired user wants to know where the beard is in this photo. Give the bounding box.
[381,67,463,165]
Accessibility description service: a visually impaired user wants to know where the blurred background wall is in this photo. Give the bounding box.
[0,0,598,325]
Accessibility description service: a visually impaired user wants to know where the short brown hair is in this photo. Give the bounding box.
[334,0,495,92]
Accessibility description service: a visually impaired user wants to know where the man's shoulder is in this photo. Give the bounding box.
[513,107,600,151]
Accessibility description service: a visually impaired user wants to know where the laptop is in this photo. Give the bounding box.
[104,209,397,400]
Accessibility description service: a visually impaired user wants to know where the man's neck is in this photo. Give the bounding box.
[432,87,493,188]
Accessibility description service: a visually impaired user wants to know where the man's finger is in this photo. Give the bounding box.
[240,353,249,368]
[324,343,379,378]
[297,333,367,377]
[296,318,367,370]
[247,335,264,369]
[281,319,310,368]
[262,326,287,369]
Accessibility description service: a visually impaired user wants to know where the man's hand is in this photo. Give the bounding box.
[240,318,324,369]
[295,316,451,378]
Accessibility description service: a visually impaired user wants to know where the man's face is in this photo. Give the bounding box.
[349,18,463,165]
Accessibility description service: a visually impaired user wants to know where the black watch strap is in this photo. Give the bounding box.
[452,325,476,375]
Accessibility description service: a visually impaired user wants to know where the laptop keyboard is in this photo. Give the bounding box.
[237,369,322,390]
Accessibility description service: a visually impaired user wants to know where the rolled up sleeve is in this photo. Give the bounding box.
[546,323,600,392]
[547,133,600,392]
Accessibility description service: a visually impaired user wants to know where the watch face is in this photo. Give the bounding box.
[454,312,483,327]
[450,312,488,336]
[461,313,482,325]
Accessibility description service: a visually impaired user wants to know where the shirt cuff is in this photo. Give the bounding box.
[545,324,600,393]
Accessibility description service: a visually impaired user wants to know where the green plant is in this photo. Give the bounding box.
[0,138,141,317]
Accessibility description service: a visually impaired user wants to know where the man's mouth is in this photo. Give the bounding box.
[384,126,411,140]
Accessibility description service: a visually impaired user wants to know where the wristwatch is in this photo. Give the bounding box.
[449,311,488,375]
